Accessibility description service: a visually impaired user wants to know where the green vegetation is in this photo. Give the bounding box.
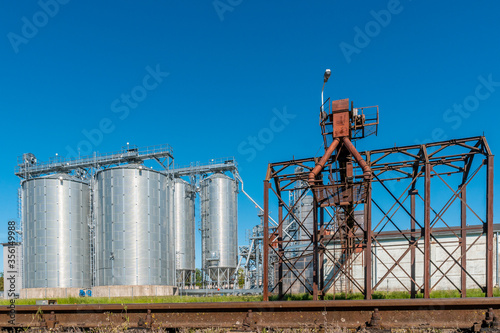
[237,268,245,288]
[195,268,203,287]
[1,287,498,305]
[0,294,262,306]
[271,287,500,301]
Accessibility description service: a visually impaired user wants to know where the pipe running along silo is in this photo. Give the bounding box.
[200,173,238,284]
[94,164,174,286]
[173,178,196,285]
[22,174,91,288]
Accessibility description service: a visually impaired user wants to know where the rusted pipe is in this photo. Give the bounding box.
[308,138,341,186]
[342,137,371,180]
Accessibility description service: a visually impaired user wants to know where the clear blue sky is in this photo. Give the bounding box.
[0,1,499,272]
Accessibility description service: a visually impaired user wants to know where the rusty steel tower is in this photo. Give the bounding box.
[262,70,494,301]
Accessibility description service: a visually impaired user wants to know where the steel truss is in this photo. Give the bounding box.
[237,222,264,290]
[263,136,493,300]
[176,270,195,289]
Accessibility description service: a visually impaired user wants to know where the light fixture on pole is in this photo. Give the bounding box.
[321,69,331,112]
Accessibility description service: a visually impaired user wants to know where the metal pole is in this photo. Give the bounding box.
[410,190,416,298]
[278,202,283,298]
[312,199,319,300]
[497,232,499,288]
[486,156,494,297]
[263,181,270,301]
[424,163,431,298]
[258,237,262,289]
[319,207,325,300]
[460,185,467,298]
[364,182,372,299]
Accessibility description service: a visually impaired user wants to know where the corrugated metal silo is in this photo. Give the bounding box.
[299,195,314,238]
[94,164,174,286]
[173,178,196,280]
[200,173,238,281]
[22,174,90,288]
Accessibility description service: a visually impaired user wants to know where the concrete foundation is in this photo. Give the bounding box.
[19,287,82,299]
[92,285,177,298]
[19,285,178,299]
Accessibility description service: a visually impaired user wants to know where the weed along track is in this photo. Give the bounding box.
[1,298,500,331]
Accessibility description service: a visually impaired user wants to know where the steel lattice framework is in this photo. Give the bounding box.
[263,135,493,301]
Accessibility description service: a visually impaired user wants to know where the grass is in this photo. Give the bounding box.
[2,288,499,305]
[271,287,500,301]
[0,294,262,305]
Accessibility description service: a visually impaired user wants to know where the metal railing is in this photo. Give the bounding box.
[169,157,237,177]
[15,144,173,178]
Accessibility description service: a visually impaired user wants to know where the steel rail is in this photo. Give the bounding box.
[1,298,500,330]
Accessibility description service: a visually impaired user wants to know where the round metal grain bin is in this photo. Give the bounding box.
[200,173,238,281]
[300,195,314,238]
[94,165,174,286]
[173,178,196,282]
[22,174,90,288]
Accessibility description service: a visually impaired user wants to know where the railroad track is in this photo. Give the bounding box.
[1,298,500,331]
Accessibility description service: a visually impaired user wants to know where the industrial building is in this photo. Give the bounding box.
[2,242,22,299]
[5,101,496,300]
[11,144,240,298]
[274,222,500,295]
[324,226,500,294]
[4,137,498,299]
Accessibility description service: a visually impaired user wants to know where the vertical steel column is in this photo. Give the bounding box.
[256,233,261,288]
[278,202,283,299]
[263,181,270,301]
[424,164,431,298]
[312,199,319,301]
[319,207,325,300]
[364,182,372,299]
[364,152,372,299]
[410,190,416,298]
[460,185,467,298]
[486,156,494,297]
[497,232,499,289]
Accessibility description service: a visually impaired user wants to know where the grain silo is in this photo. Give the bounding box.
[173,178,196,285]
[22,174,90,288]
[94,164,174,286]
[299,195,314,238]
[200,173,238,284]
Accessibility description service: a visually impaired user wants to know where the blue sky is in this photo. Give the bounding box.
[0,1,499,272]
